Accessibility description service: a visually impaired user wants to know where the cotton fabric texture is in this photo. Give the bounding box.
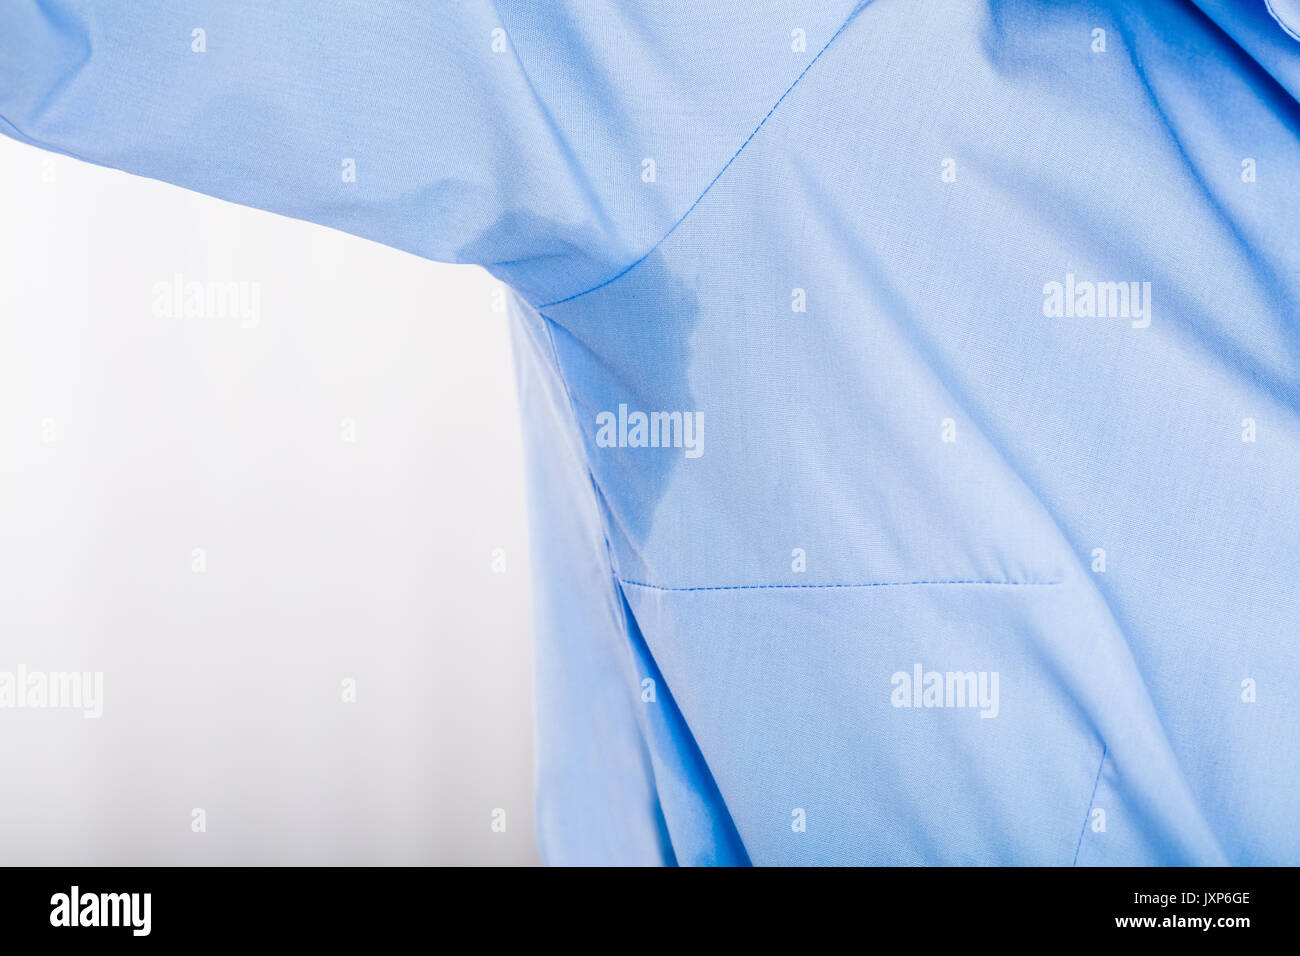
[2,1,1297,865]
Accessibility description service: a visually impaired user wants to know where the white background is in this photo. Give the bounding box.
[0,136,539,865]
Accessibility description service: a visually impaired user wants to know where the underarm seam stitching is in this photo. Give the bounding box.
[536,0,872,310]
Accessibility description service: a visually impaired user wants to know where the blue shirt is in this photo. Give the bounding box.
[3,0,1297,865]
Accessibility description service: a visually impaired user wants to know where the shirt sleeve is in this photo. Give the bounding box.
[1,1,870,306]
[0,0,602,300]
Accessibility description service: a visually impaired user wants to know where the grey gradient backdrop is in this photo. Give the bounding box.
[0,136,540,865]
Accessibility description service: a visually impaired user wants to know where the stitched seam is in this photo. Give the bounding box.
[536,0,871,310]
[618,578,1064,592]
[1072,744,1108,866]
[1266,0,1300,43]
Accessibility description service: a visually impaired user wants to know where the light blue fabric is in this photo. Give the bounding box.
[3,1,1296,865]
